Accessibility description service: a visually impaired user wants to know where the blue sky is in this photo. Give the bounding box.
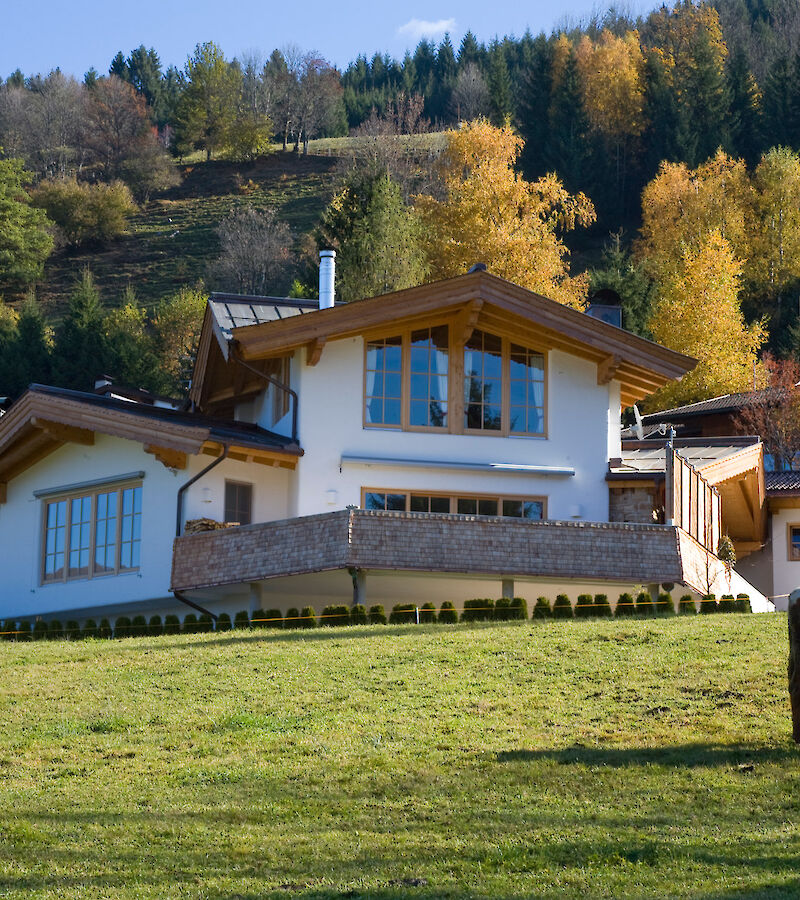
[2,0,657,79]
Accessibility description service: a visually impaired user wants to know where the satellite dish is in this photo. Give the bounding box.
[633,404,644,441]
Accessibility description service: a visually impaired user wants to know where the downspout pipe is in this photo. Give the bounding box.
[230,345,298,444]
[175,444,229,538]
[172,445,230,622]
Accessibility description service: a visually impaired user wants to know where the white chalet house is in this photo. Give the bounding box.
[0,259,774,625]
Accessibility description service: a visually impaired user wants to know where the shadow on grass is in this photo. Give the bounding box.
[497,743,799,768]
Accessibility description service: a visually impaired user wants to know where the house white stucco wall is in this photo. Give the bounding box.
[0,433,292,620]
[272,336,619,522]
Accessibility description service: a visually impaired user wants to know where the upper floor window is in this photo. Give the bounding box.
[364,323,545,437]
[43,483,142,584]
[788,524,800,561]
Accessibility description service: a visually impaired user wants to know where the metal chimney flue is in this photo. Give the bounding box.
[319,250,336,309]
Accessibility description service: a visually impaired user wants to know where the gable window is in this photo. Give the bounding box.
[224,481,253,525]
[365,336,402,427]
[43,483,142,584]
[788,524,800,561]
[364,323,545,436]
[362,489,546,520]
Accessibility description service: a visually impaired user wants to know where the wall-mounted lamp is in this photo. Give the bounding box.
[201,487,214,504]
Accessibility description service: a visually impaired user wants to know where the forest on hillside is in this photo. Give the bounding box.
[3,0,800,412]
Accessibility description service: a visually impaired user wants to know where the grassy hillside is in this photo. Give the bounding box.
[37,153,339,315]
[0,615,797,898]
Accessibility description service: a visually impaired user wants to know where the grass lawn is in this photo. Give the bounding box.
[0,614,797,899]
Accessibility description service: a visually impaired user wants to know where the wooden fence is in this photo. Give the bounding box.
[665,448,721,554]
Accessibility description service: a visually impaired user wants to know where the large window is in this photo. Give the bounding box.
[364,324,545,436]
[43,483,142,584]
[363,489,545,520]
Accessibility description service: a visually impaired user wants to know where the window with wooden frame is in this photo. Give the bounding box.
[224,480,253,526]
[788,524,800,561]
[362,489,546,520]
[364,323,545,437]
[42,482,142,584]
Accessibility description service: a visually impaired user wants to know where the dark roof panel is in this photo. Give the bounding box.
[642,391,760,423]
[27,384,300,454]
[766,471,800,493]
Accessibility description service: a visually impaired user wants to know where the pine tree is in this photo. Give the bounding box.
[458,31,483,69]
[517,35,553,178]
[53,269,109,390]
[589,233,656,338]
[545,41,590,193]
[487,43,513,126]
[14,295,51,391]
[318,172,428,303]
[726,46,763,166]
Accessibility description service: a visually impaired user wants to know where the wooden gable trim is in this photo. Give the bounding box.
[597,355,623,386]
[305,337,326,367]
[145,445,188,470]
[31,418,95,446]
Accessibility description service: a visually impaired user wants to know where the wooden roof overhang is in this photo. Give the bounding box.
[0,389,301,503]
[698,442,766,551]
[198,271,695,409]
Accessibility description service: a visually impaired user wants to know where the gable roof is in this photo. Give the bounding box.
[191,270,696,409]
[0,385,302,498]
[208,293,319,355]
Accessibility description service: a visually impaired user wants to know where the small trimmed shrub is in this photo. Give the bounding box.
[250,609,267,628]
[509,597,528,620]
[533,597,552,619]
[16,621,31,641]
[369,604,387,625]
[615,593,635,617]
[1,620,14,641]
[494,597,511,620]
[678,594,697,615]
[461,599,493,622]
[350,604,368,625]
[182,614,198,634]
[33,620,48,641]
[321,605,349,627]
[575,594,594,619]
[65,620,81,639]
[718,594,736,613]
[594,594,612,618]
[234,611,250,629]
[131,615,148,637]
[419,602,437,624]
[284,608,301,629]
[264,609,284,628]
[197,613,213,633]
[736,593,752,614]
[216,613,232,632]
[635,592,653,617]
[700,594,717,614]
[390,604,417,624]
[300,606,317,628]
[438,601,458,624]
[49,620,64,640]
[114,617,131,638]
[99,618,113,639]
[163,615,180,636]
[147,615,163,637]
[655,593,674,616]
[553,594,573,619]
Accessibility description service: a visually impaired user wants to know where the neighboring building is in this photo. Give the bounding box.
[637,393,800,609]
[0,262,774,625]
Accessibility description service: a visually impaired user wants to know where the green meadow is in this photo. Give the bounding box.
[0,614,797,898]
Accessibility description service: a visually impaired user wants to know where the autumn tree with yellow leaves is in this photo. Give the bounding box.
[414,119,596,308]
[575,30,646,198]
[647,231,764,409]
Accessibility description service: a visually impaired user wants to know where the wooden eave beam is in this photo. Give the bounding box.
[31,418,94,446]
[145,445,188,470]
[0,436,63,484]
[597,354,623,386]
[305,337,326,367]
[456,298,484,345]
[200,441,300,469]
[206,380,266,406]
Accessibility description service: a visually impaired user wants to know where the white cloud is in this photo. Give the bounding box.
[396,17,456,42]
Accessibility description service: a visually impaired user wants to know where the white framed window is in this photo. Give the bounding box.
[42,482,142,584]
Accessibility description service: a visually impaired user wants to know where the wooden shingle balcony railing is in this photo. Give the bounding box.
[170,509,709,593]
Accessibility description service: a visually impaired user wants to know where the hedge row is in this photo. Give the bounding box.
[0,592,752,642]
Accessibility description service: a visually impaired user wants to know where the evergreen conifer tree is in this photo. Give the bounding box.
[53,269,108,390]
